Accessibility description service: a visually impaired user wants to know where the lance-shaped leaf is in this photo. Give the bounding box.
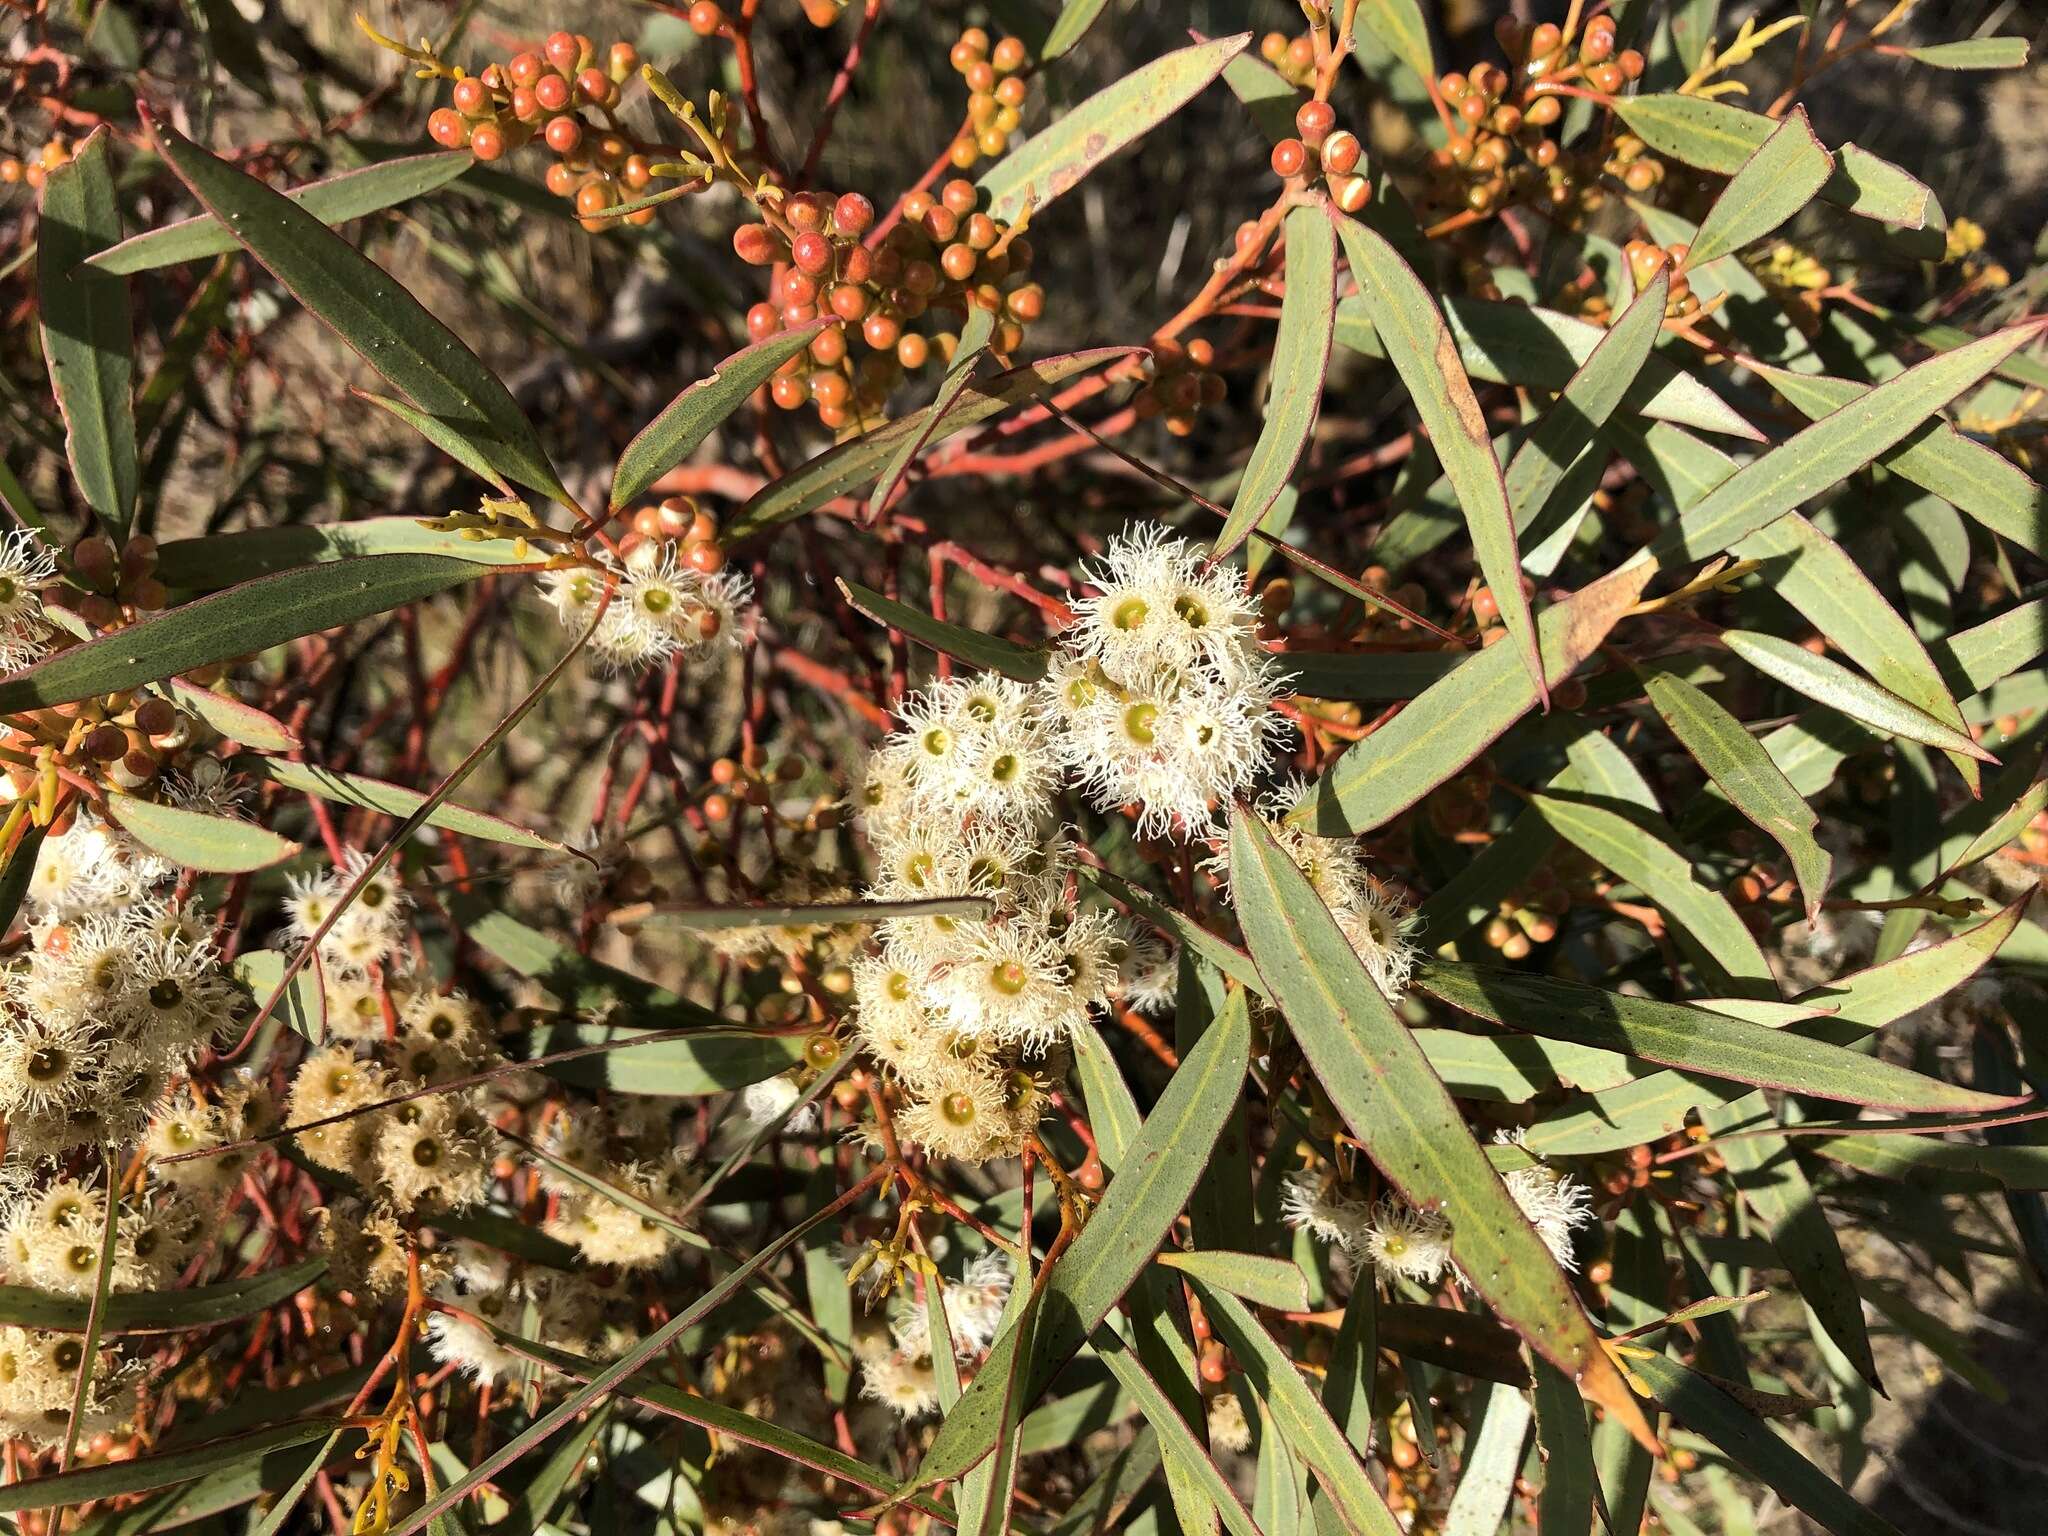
[1644,319,2048,567]
[1503,269,1669,538]
[1734,511,1978,792]
[1157,1253,1309,1313]
[1292,562,1652,834]
[171,679,299,752]
[904,992,1251,1493]
[87,151,474,275]
[1615,94,1931,228]
[1340,296,1760,439]
[0,1259,326,1333]
[870,307,996,520]
[1215,204,1335,559]
[1355,0,1434,83]
[977,35,1251,222]
[1189,1283,1403,1536]
[1626,1353,1903,1536]
[523,1021,805,1096]
[252,759,568,853]
[1226,807,1657,1452]
[1042,0,1113,60]
[1532,1362,1595,1536]
[104,793,300,874]
[1089,1326,1266,1536]
[0,554,492,715]
[157,516,536,589]
[837,578,1047,681]
[0,1420,345,1513]
[612,319,834,509]
[356,388,512,493]
[1335,213,1543,700]
[1442,1381,1532,1536]
[38,127,137,537]
[1645,672,1831,919]
[727,349,1136,537]
[1805,1134,2048,1188]
[1722,629,1995,763]
[1684,108,1835,268]
[1529,793,1775,991]
[1754,363,2048,558]
[1414,961,2011,1111]
[149,117,565,503]
[1900,38,2030,70]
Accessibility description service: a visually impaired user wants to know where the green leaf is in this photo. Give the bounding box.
[1752,363,2048,559]
[1356,0,1435,83]
[613,320,834,509]
[1414,961,2009,1111]
[87,151,474,275]
[1334,212,1542,698]
[149,118,564,502]
[1215,204,1335,559]
[1644,319,2047,567]
[1614,95,1930,228]
[1626,1353,1902,1536]
[0,1259,326,1333]
[0,1420,345,1513]
[1441,1381,1532,1536]
[1221,47,1301,145]
[1529,792,1775,990]
[870,306,997,521]
[233,949,327,1043]
[522,1021,805,1096]
[837,578,1047,681]
[1379,1304,1530,1386]
[1089,1326,1265,1536]
[1156,1253,1309,1313]
[1722,629,1995,762]
[456,902,727,1029]
[1645,672,1831,920]
[1341,296,1760,440]
[252,759,568,853]
[0,555,492,715]
[170,679,300,752]
[1532,1363,1595,1536]
[1684,107,1835,267]
[356,389,512,493]
[976,35,1251,222]
[1733,511,1977,791]
[1898,38,2030,70]
[156,516,535,590]
[38,127,137,536]
[1225,807,1655,1450]
[906,991,1252,1492]
[640,896,990,930]
[0,827,48,940]
[1504,269,1670,537]
[1041,0,1113,60]
[1190,1283,1402,1536]
[1292,563,1652,834]
[1806,1134,2048,1189]
[726,349,1135,538]
[103,792,300,874]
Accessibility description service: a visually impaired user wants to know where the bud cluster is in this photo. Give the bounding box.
[1258,30,1318,89]
[1133,336,1227,437]
[0,139,71,191]
[738,180,1043,430]
[1268,97,1371,213]
[944,28,1032,171]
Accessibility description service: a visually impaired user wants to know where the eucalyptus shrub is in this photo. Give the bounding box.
[0,2,2043,1534]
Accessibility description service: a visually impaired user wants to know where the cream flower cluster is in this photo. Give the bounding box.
[0,815,234,1160]
[852,677,1132,1162]
[1045,525,1286,839]
[0,528,59,673]
[856,1252,1012,1419]
[1282,1137,1592,1286]
[0,1325,136,1447]
[427,1243,637,1386]
[1210,780,1421,1003]
[284,851,413,978]
[541,540,751,671]
[537,1101,699,1271]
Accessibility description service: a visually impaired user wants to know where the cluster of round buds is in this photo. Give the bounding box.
[1258,31,1317,89]
[739,180,1042,430]
[1507,14,1645,97]
[1603,132,1665,194]
[1624,238,1698,317]
[539,538,751,671]
[1268,99,1369,212]
[1044,525,1286,840]
[1133,336,1226,437]
[0,139,71,192]
[945,29,1031,170]
[625,494,726,575]
[424,32,660,229]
